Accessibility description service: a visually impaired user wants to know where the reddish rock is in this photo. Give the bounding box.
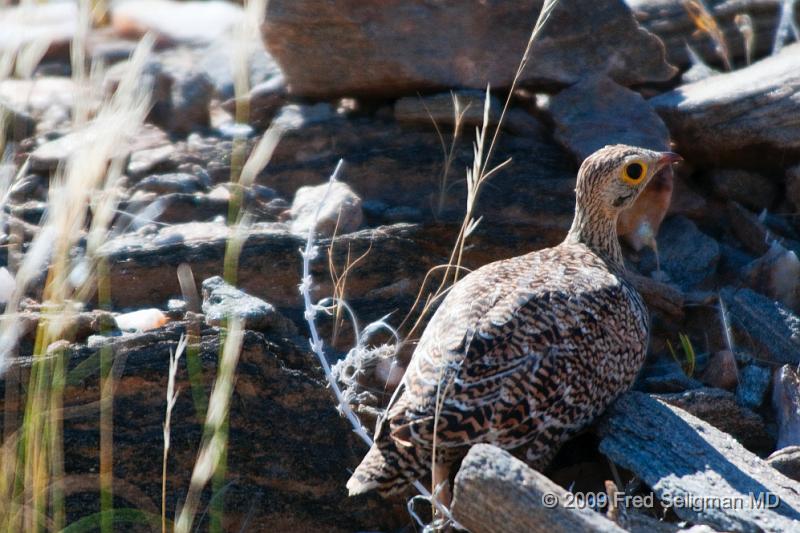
[263,0,676,98]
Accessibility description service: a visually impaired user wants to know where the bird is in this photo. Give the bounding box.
[346,144,683,499]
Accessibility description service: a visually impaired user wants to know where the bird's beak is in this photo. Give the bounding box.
[656,151,683,168]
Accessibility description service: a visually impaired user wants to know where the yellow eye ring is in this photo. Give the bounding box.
[621,161,648,185]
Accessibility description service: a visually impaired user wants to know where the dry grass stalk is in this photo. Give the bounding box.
[174,320,244,533]
[162,336,186,533]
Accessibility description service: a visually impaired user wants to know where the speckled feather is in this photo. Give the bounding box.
[348,145,676,496]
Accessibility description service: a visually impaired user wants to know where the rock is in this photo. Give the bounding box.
[736,364,771,409]
[667,173,707,219]
[0,324,406,530]
[451,444,626,533]
[710,169,778,210]
[720,287,800,366]
[394,90,502,130]
[650,43,800,163]
[263,0,676,98]
[639,216,719,290]
[787,165,800,212]
[772,365,800,449]
[656,387,772,453]
[637,355,703,393]
[741,241,800,310]
[96,222,439,318]
[0,77,86,133]
[768,446,800,482]
[198,35,285,100]
[114,308,169,332]
[7,174,47,203]
[545,75,672,251]
[221,77,287,130]
[127,143,177,178]
[105,52,214,135]
[0,2,77,62]
[598,392,800,533]
[260,105,579,254]
[699,349,739,391]
[726,201,772,256]
[1,100,36,142]
[627,0,798,68]
[111,0,244,45]
[290,181,364,238]
[133,172,211,195]
[201,276,294,335]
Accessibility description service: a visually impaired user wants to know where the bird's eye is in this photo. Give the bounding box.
[622,161,647,185]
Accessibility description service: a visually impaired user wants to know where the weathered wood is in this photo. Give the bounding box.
[650,42,800,164]
[598,392,800,533]
[451,444,625,533]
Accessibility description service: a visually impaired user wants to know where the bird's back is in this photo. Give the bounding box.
[349,242,648,495]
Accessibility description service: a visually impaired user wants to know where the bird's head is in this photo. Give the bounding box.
[576,144,682,216]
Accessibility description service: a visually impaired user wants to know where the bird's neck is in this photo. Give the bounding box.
[564,202,624,267]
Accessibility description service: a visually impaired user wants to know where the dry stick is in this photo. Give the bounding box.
[400,0,559,342]
[298,161,458,526]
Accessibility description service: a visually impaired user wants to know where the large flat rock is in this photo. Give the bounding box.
[0,324,407,531]
[650,42,800,163]
[598,392,800,533]
[263,0,676,98]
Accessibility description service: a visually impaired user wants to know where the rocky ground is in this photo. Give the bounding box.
[1,0,800,532]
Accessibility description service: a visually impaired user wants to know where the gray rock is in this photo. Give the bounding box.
[199,35,284,100]
[710,168,778,210]
[546,75,673,251]
[637,355,703,393]
[657,387,773,453]
[8,174,47,203]
[201,275,293,335]
[394,90,502,129]
[773,365,800,449]
[598,392,800,533]
[651,42,800,163]
[640,216,720,290]
[290,181,363,238]
[169,68,214,135]
[30,123,170,172]
[263,0,676,98]
[627,0,798,69]
[736,364,771,409]
[721,287,800,366]
[133,172,211,195]
[221,76,287,130]
[741,242,800,311]
[1,99,36,142]
[768,446,800,482]
[547,75,670,159]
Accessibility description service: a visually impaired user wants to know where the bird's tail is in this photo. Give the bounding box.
[347,436,429,497]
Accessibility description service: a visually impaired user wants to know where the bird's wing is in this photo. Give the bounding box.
[388,249,636,449]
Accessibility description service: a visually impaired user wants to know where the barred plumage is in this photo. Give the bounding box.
[347,145,682,497]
